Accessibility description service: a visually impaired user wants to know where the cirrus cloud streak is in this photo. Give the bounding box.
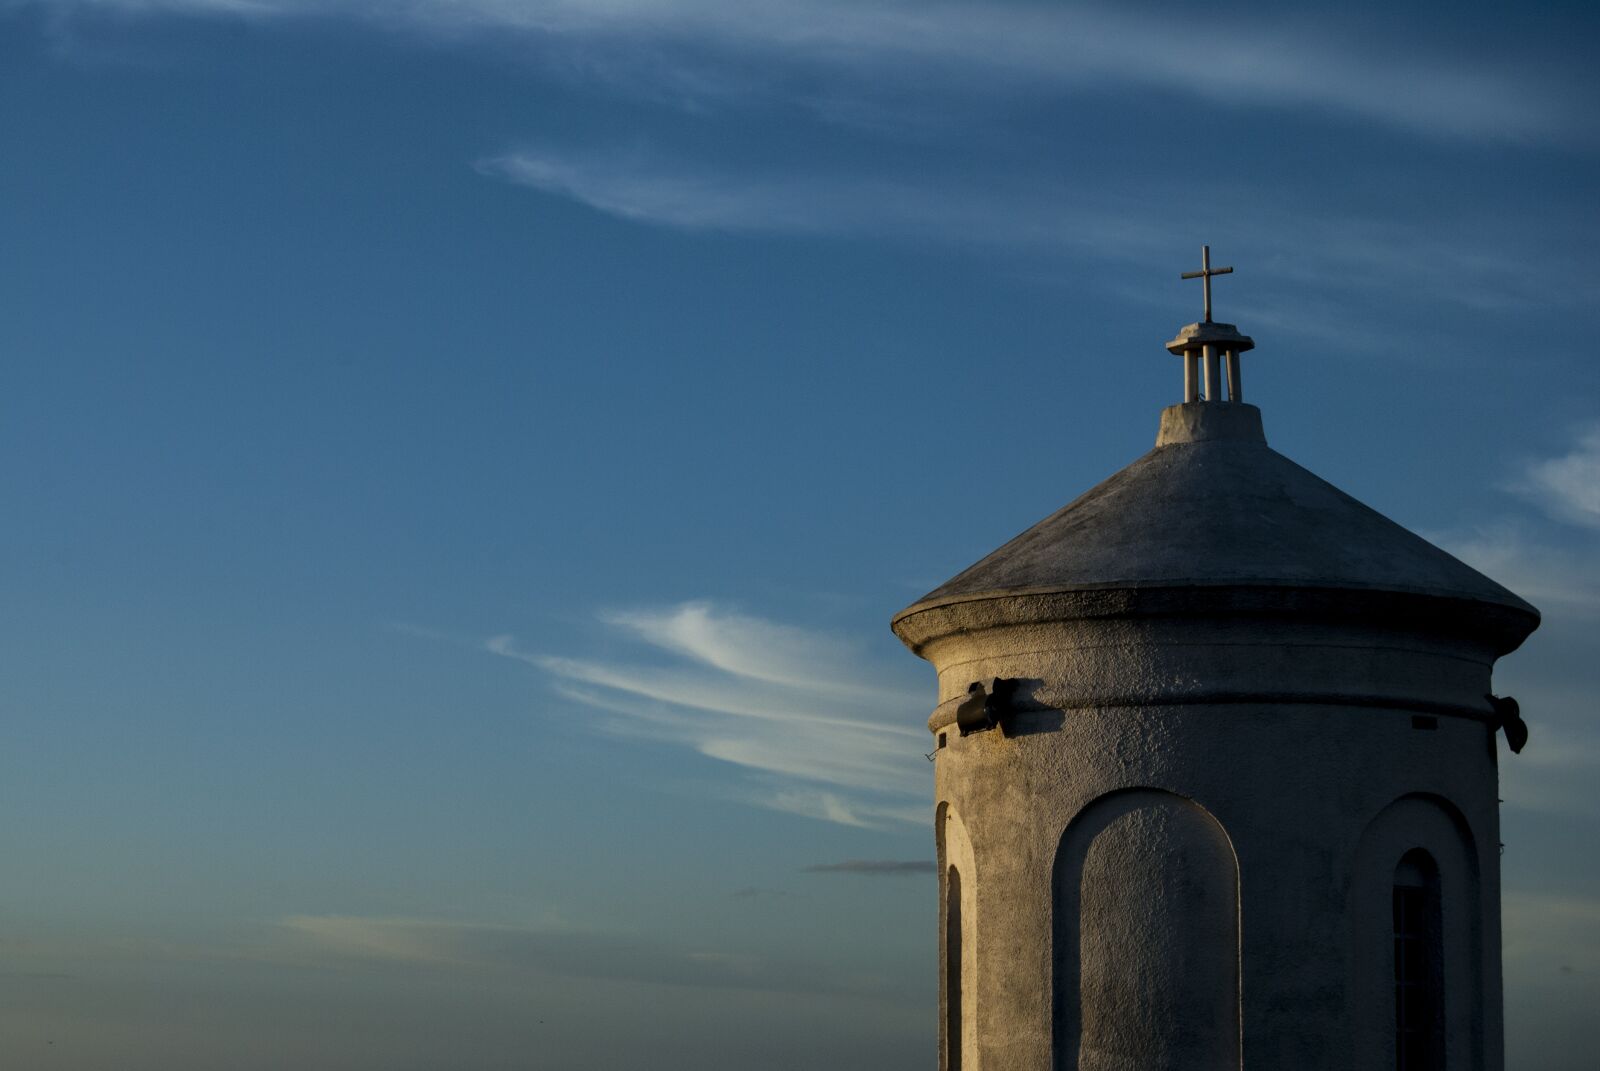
[484,602,929,827]
[19,0,1585,143]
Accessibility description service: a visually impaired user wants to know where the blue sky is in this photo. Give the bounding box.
[1,1,1597,1067]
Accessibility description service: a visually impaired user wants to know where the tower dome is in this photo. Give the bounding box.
[893,251,1538,1071]
[894,401,1538,678]
[903,401,1533,615]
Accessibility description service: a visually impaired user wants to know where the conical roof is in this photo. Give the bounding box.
[894,403,1538,642]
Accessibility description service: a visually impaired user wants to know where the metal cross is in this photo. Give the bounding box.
[1181,245,1233,323]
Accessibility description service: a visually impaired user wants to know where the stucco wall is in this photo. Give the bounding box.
[918,608,1505,1071]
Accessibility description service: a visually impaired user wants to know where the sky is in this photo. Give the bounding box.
[1,0,1597,1067]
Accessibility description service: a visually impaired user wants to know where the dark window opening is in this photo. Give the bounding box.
[1394,850,1443,1071]
[938,733,948,749]
[946,865,962,1071]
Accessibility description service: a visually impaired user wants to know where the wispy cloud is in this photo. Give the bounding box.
[478,144,1593,323]
[473,148,1173,253]
[602,602,903,702]
[34,0,1597,323]
[480,602,928,827]
[1435,426,1600,616]
[804,860,935,876]
[273,914,888,995]
[25,1,1585,143]
[1513,426,1600,531]
[1440,520,1600,617]
[6,913,890,996]
[754,788,926,830]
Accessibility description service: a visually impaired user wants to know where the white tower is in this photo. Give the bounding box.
[891,252,1538,1071]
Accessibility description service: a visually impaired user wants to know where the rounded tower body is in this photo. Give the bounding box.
[892,317,1538,1071]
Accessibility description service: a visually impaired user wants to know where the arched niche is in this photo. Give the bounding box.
[939,803,979,1071]
[1349,794,1484,1070]
[1052,789,1241,1071]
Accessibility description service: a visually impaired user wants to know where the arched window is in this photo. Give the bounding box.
[1394,849,1443,1070]
[946,864,963,1071]
[1351,796,1481,1067]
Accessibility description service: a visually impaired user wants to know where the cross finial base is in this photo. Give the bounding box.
[1166,321,1254,405]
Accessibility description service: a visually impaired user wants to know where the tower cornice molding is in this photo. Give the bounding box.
[893,583,1539,658]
